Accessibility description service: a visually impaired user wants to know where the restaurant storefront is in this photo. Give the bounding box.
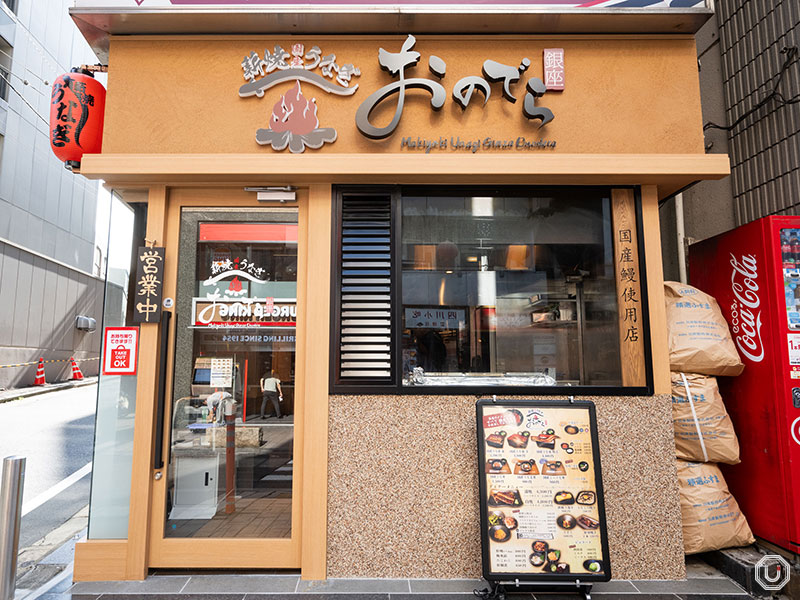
[67,0,730,583]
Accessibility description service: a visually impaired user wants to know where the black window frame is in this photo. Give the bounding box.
[330,184,654,396]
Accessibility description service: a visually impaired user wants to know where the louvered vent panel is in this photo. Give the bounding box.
[338,196,393,379]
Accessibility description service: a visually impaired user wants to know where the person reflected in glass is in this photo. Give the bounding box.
[259,369,283,419]
[416,329,447,372]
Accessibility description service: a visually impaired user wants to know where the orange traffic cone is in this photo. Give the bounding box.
[34,357,46,386]
[70,357,84,381]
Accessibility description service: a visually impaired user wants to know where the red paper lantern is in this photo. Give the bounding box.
[49,68,105,170]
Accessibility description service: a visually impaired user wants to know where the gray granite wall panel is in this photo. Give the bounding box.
[25,255,46,348]
[328,394,684,581]
[11,251,32,347]
[0,245,19,345]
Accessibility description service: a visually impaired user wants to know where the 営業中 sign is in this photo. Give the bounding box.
[102,326,139,375]
[134,246,165,323]
[477,399,611,582]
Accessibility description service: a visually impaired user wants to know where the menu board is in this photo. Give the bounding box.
[209,358,234,388]
[477,400,611,582]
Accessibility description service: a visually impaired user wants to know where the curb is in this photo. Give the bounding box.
[0,378,98,405]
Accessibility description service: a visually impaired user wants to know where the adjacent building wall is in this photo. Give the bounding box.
[717,0,800,223]
[327,394,684,580]
[0,0,104,387]
[0,240,104,387]
[661,1,800,281]
[660,17,736,283]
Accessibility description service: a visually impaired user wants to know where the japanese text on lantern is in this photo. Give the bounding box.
[50,78,95,148]
[134,247,165,324]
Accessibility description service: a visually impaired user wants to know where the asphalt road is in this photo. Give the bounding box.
[1,384,96,548]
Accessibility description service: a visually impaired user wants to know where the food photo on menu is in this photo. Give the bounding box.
[480,404,608,578]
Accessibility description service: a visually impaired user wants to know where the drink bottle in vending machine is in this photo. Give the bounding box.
[689,215,800,554]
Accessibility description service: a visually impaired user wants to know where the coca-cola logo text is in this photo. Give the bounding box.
[729,253,764,362]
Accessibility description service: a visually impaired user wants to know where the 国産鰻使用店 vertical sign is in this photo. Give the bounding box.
[477,399,611,583]
[612,189,646,387]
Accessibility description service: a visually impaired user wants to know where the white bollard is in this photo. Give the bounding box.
[0,456,25,600]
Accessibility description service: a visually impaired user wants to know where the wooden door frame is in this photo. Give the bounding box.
[142,187,318,569]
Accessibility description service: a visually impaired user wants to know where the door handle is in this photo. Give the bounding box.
[204,472,209,486]
[154,311,172,470]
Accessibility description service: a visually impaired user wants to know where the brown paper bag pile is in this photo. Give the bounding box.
[665,282,752,553]
[664,281,744,376]
[670,372,740,464]
[676,460,754,554]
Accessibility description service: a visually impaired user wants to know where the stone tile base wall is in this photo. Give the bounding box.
[327,394,684,580]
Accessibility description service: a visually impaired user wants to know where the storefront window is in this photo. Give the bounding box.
[166,208,297,539]
[401,189,623,387]
[88,189,144,539]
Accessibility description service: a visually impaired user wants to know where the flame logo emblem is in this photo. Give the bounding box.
[256,81,337,153]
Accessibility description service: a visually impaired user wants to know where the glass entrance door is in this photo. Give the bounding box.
[151,205,301,565]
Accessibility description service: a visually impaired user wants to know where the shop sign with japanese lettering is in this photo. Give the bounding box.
[405,308,465,330]
[611,190,646,387]
[134,246,165,323]
[192,298,297,328]
[102,326,139,375]
[238,35,563,153]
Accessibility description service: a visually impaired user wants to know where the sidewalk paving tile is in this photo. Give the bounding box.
[246,595,390,600]
[392,595,479,600]
[91,596,246,600]
[182,575,300,594]
[296,580,410,594]
[70,575,191,594]
[40,534,85,565]
[675,596,756,600]
[408,579,484,593]
[38,595,100,600]
[632,580,746,595]
[571,596,679,600]
[588,581,639,593]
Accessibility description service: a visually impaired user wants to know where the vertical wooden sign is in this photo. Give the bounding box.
[611,189,646,387]
[134,246,165,323]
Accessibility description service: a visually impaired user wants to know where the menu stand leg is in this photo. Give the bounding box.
[475,582,592,600]
[472,581,504,600]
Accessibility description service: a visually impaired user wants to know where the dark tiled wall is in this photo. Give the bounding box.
[716,1,800,223]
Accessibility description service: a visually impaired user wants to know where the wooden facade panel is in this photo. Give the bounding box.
[103,36,705,157]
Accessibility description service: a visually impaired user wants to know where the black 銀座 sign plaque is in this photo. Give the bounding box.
[134,246,165,324]
[477,399,611,583]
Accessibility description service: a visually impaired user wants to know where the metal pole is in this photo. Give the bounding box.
[0,456,25,600]
[224,400,236,515]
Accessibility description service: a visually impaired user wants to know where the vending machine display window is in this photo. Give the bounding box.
[780,228,800,330]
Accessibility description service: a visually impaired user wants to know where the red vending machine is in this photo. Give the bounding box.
[689,215,800,553]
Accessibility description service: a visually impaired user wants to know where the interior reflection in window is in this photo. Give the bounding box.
[401,189,622,387]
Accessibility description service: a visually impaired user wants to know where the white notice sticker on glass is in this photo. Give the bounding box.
[210,357,234,387]
[788,334,800,366]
